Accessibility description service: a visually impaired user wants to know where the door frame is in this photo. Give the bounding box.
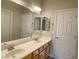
[54,8,78,59]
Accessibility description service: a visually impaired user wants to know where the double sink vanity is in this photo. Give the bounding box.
[2,35,52,59]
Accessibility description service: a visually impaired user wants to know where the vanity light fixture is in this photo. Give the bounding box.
[34,6,42,12]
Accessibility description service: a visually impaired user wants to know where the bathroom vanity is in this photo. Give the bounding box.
[1,36,52,59]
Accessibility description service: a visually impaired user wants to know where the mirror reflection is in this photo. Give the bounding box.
[34,17,41,30]
[1,0,49,43]
[42,17,50,31]
[34,17,50,31]
[1,0,33,42]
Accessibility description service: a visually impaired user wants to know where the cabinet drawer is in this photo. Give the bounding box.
[46,46,50,56]
[39,46,44,53]
[44,43,48,48]
[48,41,52,45]
[33,50,39,56]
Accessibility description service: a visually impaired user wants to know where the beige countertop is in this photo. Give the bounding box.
[2,36,51,59]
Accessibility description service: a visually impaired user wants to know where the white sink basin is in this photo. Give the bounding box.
[4,49,25,59]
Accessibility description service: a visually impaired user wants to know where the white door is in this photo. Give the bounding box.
[55,9,77,59]
[1,9,12,42]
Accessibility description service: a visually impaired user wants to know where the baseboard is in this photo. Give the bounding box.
[49,54,56,59]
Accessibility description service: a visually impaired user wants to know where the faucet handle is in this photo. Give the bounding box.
[4,43,7,45]
[7,45,14,51]
[1,43,7,50]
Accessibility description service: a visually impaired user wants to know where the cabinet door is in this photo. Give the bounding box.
[46,46,50,58]
[23,54,32,59]
[33,55,39,59]
[39,49,46,59]
[33,50,39,56]
[33,50,39,59]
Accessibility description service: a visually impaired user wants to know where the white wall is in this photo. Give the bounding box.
[41,0,78,58]
[42,0,77,17]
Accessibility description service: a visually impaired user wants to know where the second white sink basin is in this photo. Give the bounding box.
[5,49,25,59]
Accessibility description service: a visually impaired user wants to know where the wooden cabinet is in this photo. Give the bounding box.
[33,50,39,56]
[44,43,48,49]
[23,41,52,59]
[33,50,39,59]
[39,49,46,59]
[23,54,32,59]
[33,55,39,59]
[46,46,50,58]
[39,46,44,53]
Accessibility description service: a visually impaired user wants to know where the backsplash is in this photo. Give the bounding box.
[1,37,32,50]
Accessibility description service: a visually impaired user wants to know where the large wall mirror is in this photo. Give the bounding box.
[1,0,33,43]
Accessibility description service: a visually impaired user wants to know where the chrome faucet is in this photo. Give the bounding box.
[34,37,39,41]
[7,44,14,51]
[27,32,32,38]
[2,43,14,51]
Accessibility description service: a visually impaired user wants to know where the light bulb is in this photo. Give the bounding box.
[34,6,42,12]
